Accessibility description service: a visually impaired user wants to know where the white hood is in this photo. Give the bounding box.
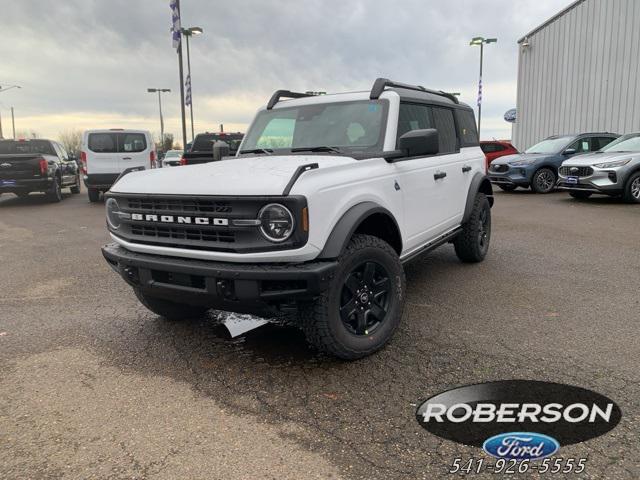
[110,155,357,195]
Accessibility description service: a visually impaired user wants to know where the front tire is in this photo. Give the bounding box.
[622,171,640,204]
[300,234,405,360]
[454,193,491,263]
[70,175,81,194]
[88,188,100,203]
[569,191,592,200]
[531,168,556,194]
[134,289,209,320]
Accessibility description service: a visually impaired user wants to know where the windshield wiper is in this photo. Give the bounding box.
[291,146,342,154]
[239,148,273,155]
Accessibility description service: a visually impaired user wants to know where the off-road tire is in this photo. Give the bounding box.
[88,188,100,203]
[454,193,491,263]
[622,171,640,204]
[134,289,209,320]
[47,176,63,203]
[70,176,81,194]
[498,184,517,192]
[569,191,592,200]
[531,167,556,194]
[300,234,405,360]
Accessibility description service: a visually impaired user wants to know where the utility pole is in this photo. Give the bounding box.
[0,110,3,139]
[147,88,170,151]
[181,27,202,143]
[11,107,16,139]
[175,0,187,152]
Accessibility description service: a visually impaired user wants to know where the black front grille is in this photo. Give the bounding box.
[131,224,235,243]
[491,164,509,173]
[559,166,593,177]
[109,193,308,253]
[127,197,233,214]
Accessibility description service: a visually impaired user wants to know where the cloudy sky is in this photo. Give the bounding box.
[0,0,569,144]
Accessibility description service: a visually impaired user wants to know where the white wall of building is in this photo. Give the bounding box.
[513,0,640,150]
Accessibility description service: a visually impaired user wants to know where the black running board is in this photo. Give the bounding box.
[400,227,462,264]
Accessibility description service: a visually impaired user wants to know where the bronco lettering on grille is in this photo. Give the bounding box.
[130,213,229,226]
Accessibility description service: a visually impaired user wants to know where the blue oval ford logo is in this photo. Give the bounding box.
[483,432,559,460]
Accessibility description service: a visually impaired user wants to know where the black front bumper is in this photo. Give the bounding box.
[102,243,338,313]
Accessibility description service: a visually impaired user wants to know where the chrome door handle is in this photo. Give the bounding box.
[434,171,447,180]
[462,165,472,173]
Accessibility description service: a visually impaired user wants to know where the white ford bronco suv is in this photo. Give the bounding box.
[102,78,494,359]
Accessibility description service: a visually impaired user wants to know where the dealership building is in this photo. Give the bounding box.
[512,0,640,150]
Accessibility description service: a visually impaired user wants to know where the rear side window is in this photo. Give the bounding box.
[593,136,616,150]
[481,143,505,153]
[456,110,479,147]
[119,133,147,152]
[431,107,458,154]
[88,133,117,153]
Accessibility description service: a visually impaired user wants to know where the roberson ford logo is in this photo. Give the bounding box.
[415,380,621,457]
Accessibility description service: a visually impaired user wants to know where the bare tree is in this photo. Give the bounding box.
[58,129,82,155]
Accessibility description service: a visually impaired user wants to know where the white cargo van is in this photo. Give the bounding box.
[80,129,156,202]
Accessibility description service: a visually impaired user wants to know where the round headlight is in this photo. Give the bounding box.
[105,197,122,230]
[259,203,294,242]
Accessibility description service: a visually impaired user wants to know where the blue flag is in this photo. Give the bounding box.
[170,0,181,50]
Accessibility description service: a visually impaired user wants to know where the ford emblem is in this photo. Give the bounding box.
[482,432,560,460]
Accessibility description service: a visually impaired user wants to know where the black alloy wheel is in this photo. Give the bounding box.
[339,260,391,336]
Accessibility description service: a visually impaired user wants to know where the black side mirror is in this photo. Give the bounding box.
[213,140,230,161]
[398,129,439,157]
[564,148,577,156]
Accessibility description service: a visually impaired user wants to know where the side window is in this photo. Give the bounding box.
[481,143,504,153]
[594,136,616,150]
[431,107,458,154]
[88,133,118,153]
[51,142,62,158]
[456,109,479,147]
[396,103,433,144]
[58,144,69,160]
[568,138,593,153]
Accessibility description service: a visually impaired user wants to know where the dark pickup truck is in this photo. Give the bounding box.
[179,132,244,165]
[0,139,81,202]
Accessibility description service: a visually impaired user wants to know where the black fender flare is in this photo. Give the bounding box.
[463,173,494,223]
[318,202,400,259]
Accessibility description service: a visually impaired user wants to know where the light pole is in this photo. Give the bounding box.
[470,37,497,139]
[147,88,171,151]
[181,26,203,143]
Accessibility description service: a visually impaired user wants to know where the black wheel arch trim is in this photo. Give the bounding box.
[318,202,401,259]
[462,173,494,223]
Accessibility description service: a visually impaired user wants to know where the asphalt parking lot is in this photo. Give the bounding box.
[1,189,638,479]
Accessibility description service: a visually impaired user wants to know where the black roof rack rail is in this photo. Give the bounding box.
[267,90,315,110]
[369,78,459,104]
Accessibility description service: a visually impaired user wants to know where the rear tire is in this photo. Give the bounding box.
[88,188,100,203]
[134,289,209,320]
[622,171,640,204]
[300,234,405,360]
[47,177,63,203]
[569,191,592,200]
[454,193,491,263]
[498,184,517,192]
[531,168,556,194]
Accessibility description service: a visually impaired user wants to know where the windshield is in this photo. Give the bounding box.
[164,150,181,159]
[600,133,640,153]
[524,136,573,154]
[0,140,55,155]
[241,99,388,155]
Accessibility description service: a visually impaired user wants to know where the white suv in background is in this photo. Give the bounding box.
[80,129,156,202]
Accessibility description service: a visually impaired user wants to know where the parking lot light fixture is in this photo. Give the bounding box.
[0,84,22,94]
[469,36,497,138]
[147,88,171,152]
